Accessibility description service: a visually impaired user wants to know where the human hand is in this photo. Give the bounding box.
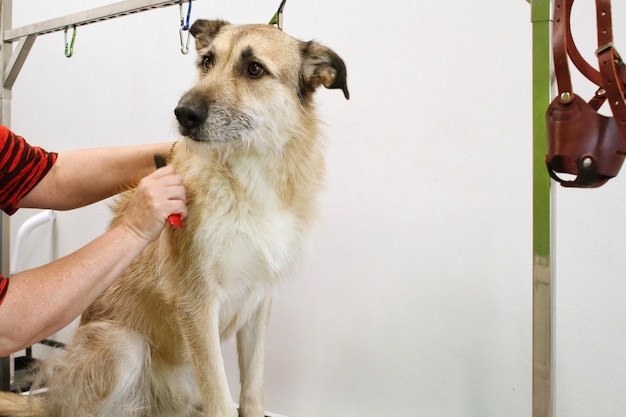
[119,166,187,243]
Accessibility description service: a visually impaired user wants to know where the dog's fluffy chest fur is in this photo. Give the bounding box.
[161,144,316,336]
[193,153,301,278]
[183,147,308,271]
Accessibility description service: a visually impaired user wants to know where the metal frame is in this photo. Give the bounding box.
[0,0,193,392]
[530,0,554,416]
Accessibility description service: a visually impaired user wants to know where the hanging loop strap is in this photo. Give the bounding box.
[179,0,193,54]
[545,0,626,188]
[64,26,77,58]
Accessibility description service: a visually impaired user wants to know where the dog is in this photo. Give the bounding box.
[0,18,348,417]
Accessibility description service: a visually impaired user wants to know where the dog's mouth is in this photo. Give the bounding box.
[175,99,256,144]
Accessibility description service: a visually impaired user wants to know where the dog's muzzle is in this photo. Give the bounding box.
[174,91,256,144]
[175,95,209,138]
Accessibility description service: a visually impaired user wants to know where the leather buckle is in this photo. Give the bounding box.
[596,41,624,65]
[595,41,614,56]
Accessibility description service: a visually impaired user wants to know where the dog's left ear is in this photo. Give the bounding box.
[300,41,350,100]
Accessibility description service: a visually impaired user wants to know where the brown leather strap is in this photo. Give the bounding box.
[561,0,626,87]
[553,0,601,91]
[552,0,572,97]
[564,0,603,86]
[547,0,626,187]
[595,0,626,143]
[553,0,626,146]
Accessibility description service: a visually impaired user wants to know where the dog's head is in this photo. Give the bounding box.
[174,20,349,149]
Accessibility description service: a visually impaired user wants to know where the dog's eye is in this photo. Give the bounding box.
[247,62,265,79]
[202,55,214,72]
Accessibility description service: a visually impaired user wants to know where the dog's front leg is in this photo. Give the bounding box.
[179,299,238,417]
[237,298,273,417]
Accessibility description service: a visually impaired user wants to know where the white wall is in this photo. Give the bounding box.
[11,1,621,416]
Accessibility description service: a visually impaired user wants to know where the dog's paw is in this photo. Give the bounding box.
[238,405,265,417]
[192,405,238,417]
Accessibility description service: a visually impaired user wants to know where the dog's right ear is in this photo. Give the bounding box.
[300,41,350,101]
[190,19,230,50]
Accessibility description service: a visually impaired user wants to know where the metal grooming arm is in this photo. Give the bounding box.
[0,0,196,392]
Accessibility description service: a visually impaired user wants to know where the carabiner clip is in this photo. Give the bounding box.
[64,26,77,58]
[268,0,287,31]
[179,0,192,54]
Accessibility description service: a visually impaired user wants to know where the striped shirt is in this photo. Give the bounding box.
[0,276,7,307]
[0,125,57,215]
[0,125,57,306]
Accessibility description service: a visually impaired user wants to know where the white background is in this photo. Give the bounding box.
[7,1,626,416]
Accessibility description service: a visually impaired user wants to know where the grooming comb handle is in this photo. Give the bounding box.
[154,154,184,228]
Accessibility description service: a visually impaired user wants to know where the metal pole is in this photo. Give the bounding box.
[531,0,554,416]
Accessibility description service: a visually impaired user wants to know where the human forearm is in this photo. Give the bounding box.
[18,142,172,210]
[0,223,149,355]
[0,162,187,356]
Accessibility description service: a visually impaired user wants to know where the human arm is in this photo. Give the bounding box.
[17,142,174,211]
[0,165,187,356]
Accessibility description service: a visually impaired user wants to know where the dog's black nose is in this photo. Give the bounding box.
[175,102,208,130]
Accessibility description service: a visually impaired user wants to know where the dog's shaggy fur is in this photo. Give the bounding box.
[0,19,348,417]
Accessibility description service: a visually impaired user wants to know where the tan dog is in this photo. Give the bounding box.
[0,19,348,417]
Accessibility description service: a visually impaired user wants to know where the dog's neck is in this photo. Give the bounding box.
[175,133,324,217]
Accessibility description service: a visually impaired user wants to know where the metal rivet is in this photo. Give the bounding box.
[560,92,572,102]
[582,157,593,168]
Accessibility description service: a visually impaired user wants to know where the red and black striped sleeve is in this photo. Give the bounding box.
[0,125,58,215]
[0,275,8,307]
